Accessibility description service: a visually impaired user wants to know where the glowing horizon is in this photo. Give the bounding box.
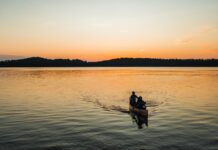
[0,0,218,61]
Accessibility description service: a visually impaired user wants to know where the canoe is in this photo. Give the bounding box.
[129,105,148,117]
[129,105,148,127]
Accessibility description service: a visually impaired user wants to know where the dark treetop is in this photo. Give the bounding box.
[0,57,217,67]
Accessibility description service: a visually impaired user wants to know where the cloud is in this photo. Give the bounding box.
[201,25,218,34]
[179,36,194,44]
[177,25,218,44]
[0,55,26,61]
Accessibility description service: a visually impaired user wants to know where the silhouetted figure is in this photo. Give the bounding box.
[136,96,146,110]
[129,91,138,107]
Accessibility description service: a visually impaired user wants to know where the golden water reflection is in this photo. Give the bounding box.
[0,67,218,149]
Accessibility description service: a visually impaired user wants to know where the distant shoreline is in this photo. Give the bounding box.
[0,57,218,67]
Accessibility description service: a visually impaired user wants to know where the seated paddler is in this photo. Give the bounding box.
[129,91,138,107]
[136,96,146,110]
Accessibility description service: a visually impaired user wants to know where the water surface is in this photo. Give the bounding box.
[0,67,217,150]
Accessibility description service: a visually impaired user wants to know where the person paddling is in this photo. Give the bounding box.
[129,91,138,107]
[136,96,146,110]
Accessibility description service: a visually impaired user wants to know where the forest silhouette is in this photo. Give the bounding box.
[0,57,217,67]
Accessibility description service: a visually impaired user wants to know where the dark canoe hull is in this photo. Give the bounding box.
[129,106,148,117]
[129,105,148,127]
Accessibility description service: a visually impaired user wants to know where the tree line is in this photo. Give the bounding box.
[0,57,217,67]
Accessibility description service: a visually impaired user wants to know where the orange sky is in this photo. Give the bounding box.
[0,0,218,61]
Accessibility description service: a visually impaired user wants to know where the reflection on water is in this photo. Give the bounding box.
[129,111,148,129]
[0,67,218,150]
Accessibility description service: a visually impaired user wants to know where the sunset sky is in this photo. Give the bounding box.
[0,0,218,61]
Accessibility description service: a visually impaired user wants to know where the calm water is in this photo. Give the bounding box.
[0,67,217,150]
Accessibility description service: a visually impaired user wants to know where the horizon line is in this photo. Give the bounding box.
[1,56,218,63]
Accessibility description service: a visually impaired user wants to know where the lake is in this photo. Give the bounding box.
[0,67,217,150]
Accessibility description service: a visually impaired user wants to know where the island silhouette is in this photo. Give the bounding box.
[0,57,217,67]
